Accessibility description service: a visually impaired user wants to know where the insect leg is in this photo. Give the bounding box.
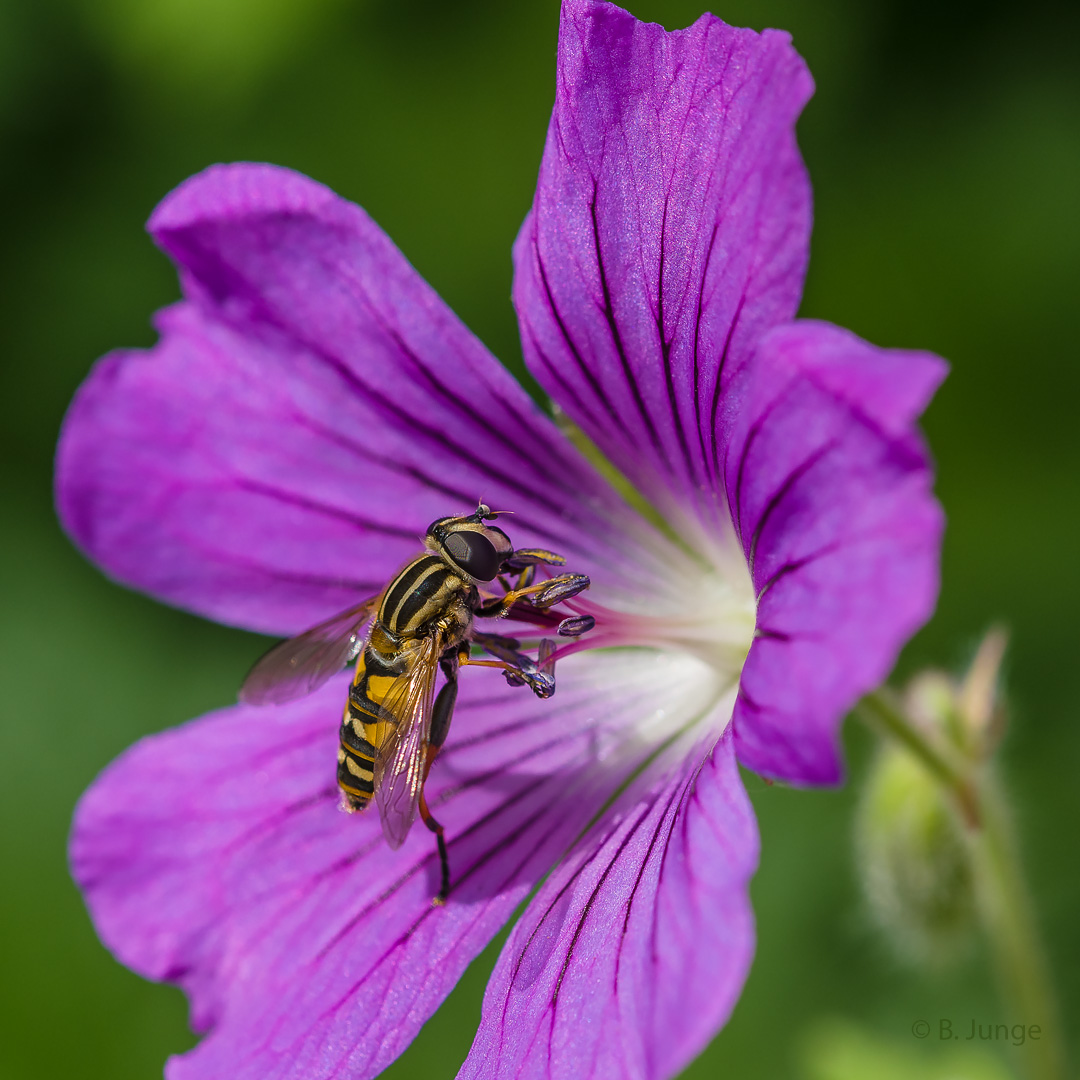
[495,564,535,594]
[463,635,556,698]
[430,652,460,752]
[419,651,460,907]
[475,572,590,619]
[418,791,450,906]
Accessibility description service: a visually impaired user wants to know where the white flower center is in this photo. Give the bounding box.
[545,509,757,752]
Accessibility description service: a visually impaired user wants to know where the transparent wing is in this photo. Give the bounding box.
[373,633,441,849]
[238,596,380,706]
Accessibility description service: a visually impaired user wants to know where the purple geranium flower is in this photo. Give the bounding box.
[56,2,945,1078]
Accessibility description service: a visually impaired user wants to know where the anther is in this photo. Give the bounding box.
[531,573,590,609]
[557,614,596,637]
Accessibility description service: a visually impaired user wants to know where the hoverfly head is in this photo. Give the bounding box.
[425,507,514,582]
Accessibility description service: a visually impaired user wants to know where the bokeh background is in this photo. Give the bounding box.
[1,0,1077,1077]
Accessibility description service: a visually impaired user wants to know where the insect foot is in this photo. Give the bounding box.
[474,631,558,698]
[518,639,557,699]
[514,668,555,699]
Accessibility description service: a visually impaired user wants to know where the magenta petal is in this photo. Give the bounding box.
[56,163,648,635]
[515,0,813,525]
[729,320,946,783]
[459,728,757,1080]
[71,655,694,1080]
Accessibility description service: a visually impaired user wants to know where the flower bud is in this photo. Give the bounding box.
[904,627,1009,761]
[856,744,976,965]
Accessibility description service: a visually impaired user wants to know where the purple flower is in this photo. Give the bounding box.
[56,2,945,1078]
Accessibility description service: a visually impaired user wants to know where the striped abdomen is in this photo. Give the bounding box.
[337,625,408,809]
[337,555,474,809]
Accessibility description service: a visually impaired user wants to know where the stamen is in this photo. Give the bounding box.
[557,614,596,637]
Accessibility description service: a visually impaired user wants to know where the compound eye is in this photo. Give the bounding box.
[444,530,501,580]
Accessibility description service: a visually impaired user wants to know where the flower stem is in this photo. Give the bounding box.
[857,690,978,825]
[967,774,1067,1080]
[856,690,1068,1080]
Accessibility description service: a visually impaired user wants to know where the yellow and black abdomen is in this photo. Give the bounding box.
[336,553,475,810]
[337,624,409,809]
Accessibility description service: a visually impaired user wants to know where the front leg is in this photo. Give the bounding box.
[475,572,591,619]
[463,634,556,699]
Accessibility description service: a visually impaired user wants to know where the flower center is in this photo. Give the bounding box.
[537,509,758,753]
[546,415,757,682]
[564,566,756,677]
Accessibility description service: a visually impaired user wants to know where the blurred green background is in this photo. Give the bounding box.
[1,0,1077,1077]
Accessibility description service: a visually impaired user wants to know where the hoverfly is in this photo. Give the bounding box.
[240,504,593,903]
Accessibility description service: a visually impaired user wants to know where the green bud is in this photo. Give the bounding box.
[856,743,976,966]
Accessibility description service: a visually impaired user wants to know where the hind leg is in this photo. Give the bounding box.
[421,653,460,905]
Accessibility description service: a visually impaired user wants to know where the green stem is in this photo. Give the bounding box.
[967,774,1067,1080]
[857,690,960,784]
[857,690,978,824]
[856,691,1067,1080]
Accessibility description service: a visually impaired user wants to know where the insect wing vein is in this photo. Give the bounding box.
[239,596,380,706]
[373,634,440,849]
